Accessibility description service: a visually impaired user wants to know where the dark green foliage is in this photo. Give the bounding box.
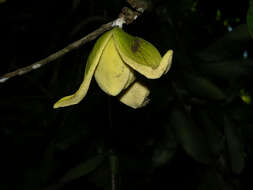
[247,0,253,37]
[182,73,225,100]
[0,0,252,190]
[224,116,245,174]
[169,105,213,164]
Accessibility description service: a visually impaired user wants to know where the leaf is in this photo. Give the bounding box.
[195,59,253,81]
[198,170,233,190]
[228,104,253,123]
[241,124,253,154]
[192,107,224,156]
[179,0,194,11]
[196,24,250,61]
[240,89,252,104]
[247,0,253,38]
[152,148,176,167]
[152,123,177,167]
[169,105,212,164]
[59,155,105,184]
[224,116,245,174]
[183,73,225,100]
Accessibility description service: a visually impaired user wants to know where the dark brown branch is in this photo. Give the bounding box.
[0,4,146,83]
[0,21,114,83]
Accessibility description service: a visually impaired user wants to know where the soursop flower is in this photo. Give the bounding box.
[54,27,173,109]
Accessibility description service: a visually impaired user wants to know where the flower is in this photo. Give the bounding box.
[53,27,173,109]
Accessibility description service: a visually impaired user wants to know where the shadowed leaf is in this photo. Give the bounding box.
[170,105,212,164]
[59,155,105,184]
[195,59,253,81]
[224,116,245,174]
[192,107,224,156]
[247,0,253,38]
[197,24,250,61]
[183,73,225,100]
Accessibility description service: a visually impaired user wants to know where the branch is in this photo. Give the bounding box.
[0,3,147,83]
[0,22,113,83]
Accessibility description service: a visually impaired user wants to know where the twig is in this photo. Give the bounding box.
[112,172,116,190]
[0,4,145,83]
[0,21,113,83]
[109,152,119,190]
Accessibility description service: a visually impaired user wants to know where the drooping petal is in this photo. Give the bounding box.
[161,49,173,74]
[53,30,113,108]
[94,37,134,96]
[112,27,173,79]
[119,81,150,109]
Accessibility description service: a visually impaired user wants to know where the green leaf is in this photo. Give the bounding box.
[197,24,250,61]
[59,155,105,184]
[241,124,253,154]
[170,105,212,164]
[240,89,252,104]
[195,60,253,81]
[183,73,225,100]
[247,0,253,38]
[192,107,224,156]
[152,148,176,167]
[198,170,233,190]
[152,123,177,167]
[228,104,253,123]
[224,116,245,174]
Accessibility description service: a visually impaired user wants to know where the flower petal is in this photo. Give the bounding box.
[161,49,173,74]
[94,37,134,96]
[124,68,136,89]
[112,27,173,79]
[53,30,113,108]
[119,81,150,109]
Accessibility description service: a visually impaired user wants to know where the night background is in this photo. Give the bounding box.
[1,0,253,189]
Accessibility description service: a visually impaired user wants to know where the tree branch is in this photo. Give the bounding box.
[0,22,114,83]
[0,3,146,83]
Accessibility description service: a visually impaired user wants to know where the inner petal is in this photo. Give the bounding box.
[94,38,133,96]
[119,81,150,109]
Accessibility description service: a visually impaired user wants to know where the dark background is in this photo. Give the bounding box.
[0,0,253,189]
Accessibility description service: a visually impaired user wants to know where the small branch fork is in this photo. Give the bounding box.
[0,0,148,83]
